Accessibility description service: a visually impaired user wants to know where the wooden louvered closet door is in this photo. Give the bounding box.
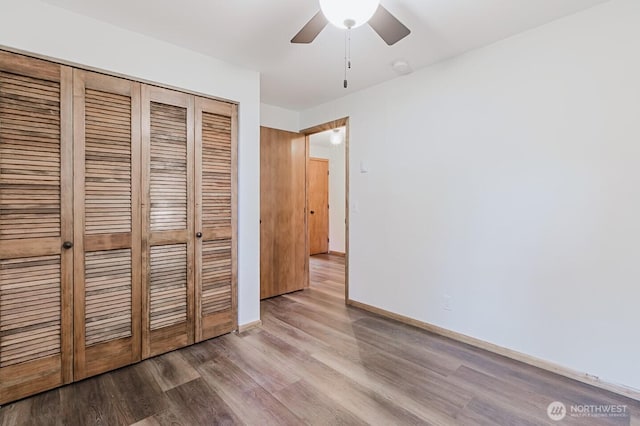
[0,52,73,404]
[141,86,195,358]
[194,98,237,342]
[72,70,141,379]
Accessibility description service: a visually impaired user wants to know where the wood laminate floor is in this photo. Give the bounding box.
[1,254,639,425]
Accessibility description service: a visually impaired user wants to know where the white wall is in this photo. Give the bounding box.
[309,136,346,253]
[260,103,300,132]
[300,0,640,391]
[0,0,261,326]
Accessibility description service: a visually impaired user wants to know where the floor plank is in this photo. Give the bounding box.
[164,378,240,425]
[143,351,201,392]
[273,379,367,426]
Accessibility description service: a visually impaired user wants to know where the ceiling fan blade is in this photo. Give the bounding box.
[368,5,411,46]
[291,10,328,44]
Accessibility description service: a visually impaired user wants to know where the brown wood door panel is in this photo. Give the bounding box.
[308,158,329,255]
[260,127,307,299]
[141,85,195,358]
[74,70,141,380]
[194,98,237,342]
[0,52,73,404]
[72,69,142,380]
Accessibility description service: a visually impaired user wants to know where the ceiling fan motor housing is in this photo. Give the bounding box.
[344,19,356,29]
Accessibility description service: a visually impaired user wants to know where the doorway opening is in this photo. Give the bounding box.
[303,119,349,302]
[258,119,349,302]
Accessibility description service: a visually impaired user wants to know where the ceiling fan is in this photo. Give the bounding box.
[291,0,411,46]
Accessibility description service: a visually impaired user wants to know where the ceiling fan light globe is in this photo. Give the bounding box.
[319,0,380,29]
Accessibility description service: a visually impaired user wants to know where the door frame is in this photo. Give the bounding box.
[301,117,350,301]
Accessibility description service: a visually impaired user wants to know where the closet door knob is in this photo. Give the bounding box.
[196,232,203,239]
[62,241,73,249]
[310,211,315,215]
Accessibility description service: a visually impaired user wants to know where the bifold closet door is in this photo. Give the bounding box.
[142,86,195,358]
[72,70,141,379]
[194,98,237,342]
[0,52,73,404]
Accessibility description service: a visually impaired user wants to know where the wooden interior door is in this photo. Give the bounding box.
[194,98,237,341]
[260,126,307,299]
[141,86,195,358]
[72,70,141,379]
[0,52,73,404]
[308,158,329,255]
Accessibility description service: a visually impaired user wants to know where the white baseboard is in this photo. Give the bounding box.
[237,320,262,333]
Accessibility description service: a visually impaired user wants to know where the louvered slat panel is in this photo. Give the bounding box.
[201,239,232,315]
[84,89,132,234]
[201,112,231,232]
[84,249,132,346]
[0,255,61,367]
[150,102,187,231]
[0,71,60,240]
[149,244,187,330]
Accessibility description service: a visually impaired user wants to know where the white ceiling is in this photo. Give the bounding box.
[43,0,608,110]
